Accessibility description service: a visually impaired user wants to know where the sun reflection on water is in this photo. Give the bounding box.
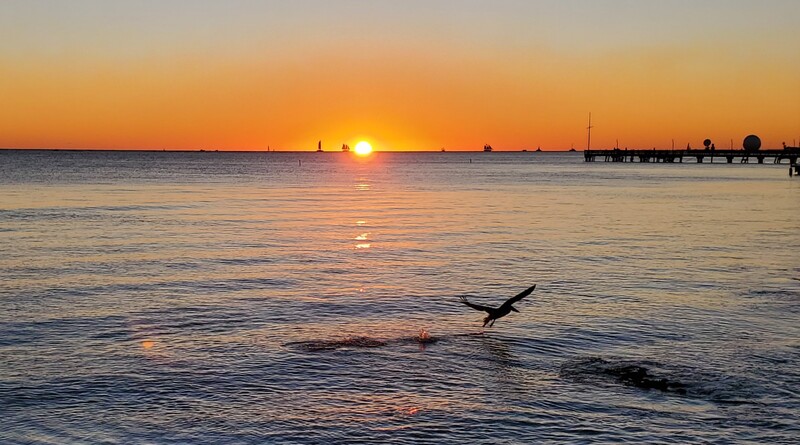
[354,221,370,248]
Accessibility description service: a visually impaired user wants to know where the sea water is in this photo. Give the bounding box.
[1,150,798,443]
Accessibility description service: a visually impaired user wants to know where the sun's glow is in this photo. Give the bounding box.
[354,141,373,155]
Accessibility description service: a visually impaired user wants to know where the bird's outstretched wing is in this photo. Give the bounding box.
[499,284,536,310]
[460,296,493,313]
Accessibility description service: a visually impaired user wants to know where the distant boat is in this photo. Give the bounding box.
[569,148,577,152]
[342,144,350,152]
[483,144,493,152]
[536,147,542,152]
[317,140,323,152]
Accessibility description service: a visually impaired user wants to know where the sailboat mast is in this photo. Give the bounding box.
[587,112,593,150]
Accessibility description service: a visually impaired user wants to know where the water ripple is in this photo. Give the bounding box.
[1,151,798,444]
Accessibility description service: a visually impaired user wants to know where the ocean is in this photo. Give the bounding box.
[1,150,798,444]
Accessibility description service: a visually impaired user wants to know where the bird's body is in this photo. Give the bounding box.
[460,285,536,327]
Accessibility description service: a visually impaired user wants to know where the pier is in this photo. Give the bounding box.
[584,148,800,165]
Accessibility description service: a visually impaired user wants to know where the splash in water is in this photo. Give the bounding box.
[418,329,430,341]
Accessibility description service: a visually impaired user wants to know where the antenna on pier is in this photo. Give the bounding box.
[587,112,593,150]
[672,139,675,150]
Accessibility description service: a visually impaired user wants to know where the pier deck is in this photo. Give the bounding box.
[584,148,800,165]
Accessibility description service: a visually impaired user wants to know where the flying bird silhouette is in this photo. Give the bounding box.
[460,285,536,327]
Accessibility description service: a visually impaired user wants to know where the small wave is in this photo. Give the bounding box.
[745,288,799,301]
[560,357,687,394]
[560,356,767,405]
[285,331,483,352]
[287,336,388,351]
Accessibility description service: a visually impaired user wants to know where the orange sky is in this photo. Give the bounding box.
[1,1,799,151]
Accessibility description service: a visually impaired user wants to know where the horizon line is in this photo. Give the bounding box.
[0,147,584,153]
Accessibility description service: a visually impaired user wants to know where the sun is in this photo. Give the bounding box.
[354,141,373,155]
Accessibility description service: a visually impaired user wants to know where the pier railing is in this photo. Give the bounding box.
[584,148,800,165]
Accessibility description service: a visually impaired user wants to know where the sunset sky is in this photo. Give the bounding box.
[2,0,799,151]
